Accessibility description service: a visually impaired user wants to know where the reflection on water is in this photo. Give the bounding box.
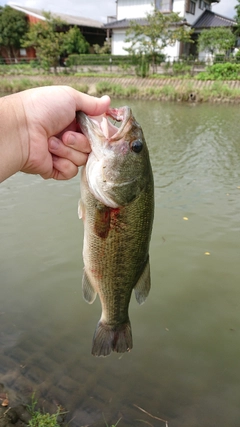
[1,101,240,426]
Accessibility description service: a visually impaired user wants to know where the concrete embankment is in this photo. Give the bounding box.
[4,75,240,102]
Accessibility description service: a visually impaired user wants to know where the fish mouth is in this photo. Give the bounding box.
[77,106,133,142]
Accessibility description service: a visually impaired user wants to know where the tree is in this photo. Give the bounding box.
[22,12,66,71]
[63,26,89,55]
[234,0,240,36]
[0,6,29,60]
[124,9,193,74]
[197,27,236,56]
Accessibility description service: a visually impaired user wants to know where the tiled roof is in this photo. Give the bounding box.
[104,18,147,29]
[104,16,188,29]
[193,10,236,29]
[8,3,104,28]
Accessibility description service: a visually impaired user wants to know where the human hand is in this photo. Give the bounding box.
[17,86,110,180]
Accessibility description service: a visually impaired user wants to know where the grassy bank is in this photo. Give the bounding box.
[1,75,240,103]
[0,78,53,93]
[94,79,240,102]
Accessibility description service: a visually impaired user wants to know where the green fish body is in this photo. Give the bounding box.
[77,107,154,357]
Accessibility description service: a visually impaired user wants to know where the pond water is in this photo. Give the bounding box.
[1,100,240,427]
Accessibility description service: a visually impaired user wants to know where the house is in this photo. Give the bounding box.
[104,0,236,61]
[191,9,237,60]
[6,3,107,61]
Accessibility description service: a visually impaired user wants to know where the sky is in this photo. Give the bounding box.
[0,0,237,23]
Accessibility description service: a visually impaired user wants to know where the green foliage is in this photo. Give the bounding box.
[125,9,193,74]
[234,0,240,36]
[65,54,133,68]
[96,81,139,97]
[63,26,89,54]
[172,61,192,76]
[214,54,225,63]
[28,412,61,427]
[197,28,236,55]
[96,81,124,96]
[133,54,150,77]
[27,393,65,427]
[93,40,111,54]
[103,414,121,427]
[22,12,66,71]
[70,83,89,93]
[197,62,240,80]
[65,53,81,67]
[0,6,29,59]
[124,85,138,96]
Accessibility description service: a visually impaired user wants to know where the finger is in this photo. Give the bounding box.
[51,156,79,180]
[62,131,91,154]
[48,136,88,166]
[55,120,77,139]
[72,90,111,116]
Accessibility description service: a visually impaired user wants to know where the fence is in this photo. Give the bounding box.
[1,54,240,67]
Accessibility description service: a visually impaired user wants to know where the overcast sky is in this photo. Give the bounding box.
[0,0,237,23]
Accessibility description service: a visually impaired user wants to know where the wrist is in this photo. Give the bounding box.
[0,93,29,182]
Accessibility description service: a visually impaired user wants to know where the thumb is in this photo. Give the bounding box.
[72,89,111,116]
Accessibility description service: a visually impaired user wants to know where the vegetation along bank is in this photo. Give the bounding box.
[2,73,240,103]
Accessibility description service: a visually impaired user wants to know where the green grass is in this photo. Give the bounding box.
[0,78,53,93]
[103,413,121,427]
[27,393,66,427]
[28,411,62,427]
[1,72,240,103]
[69,83,89,93]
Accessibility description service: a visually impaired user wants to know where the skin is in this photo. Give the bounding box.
[0,85,110,183]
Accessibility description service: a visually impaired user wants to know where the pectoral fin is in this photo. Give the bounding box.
[94,203,111,239]
[134,257,151,305]
[78,198,83,219]
[82,269,97,304]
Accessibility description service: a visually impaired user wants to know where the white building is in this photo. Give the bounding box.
[105,0,235,61]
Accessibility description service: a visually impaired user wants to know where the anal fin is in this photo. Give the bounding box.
[82,269,97,304]
[134,257,151,305]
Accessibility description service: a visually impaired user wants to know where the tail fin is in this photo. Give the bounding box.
[91,320,133,357]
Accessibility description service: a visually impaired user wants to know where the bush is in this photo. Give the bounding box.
[66,54,133,67]
[172,62,192,76]
[197,62,240,80]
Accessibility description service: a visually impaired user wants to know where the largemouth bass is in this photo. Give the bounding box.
[77,106,154,357]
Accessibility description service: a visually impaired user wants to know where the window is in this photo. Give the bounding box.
[156,0,172,11]
[199,0,210,10]
[156,0,162,9]
[189,0,196,14]
[20,49,27,56]
[186,0,196,14]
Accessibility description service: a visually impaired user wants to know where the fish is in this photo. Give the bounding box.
[76,106,154,357]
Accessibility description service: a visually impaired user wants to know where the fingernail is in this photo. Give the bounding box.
[49,137,59,150]
[66,133,76,146]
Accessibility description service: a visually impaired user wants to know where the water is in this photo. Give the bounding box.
[1,100,240,426]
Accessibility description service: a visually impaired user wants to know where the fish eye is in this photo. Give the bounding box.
[130,139,143,153]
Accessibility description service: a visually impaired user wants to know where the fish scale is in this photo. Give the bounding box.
[77,106,154,357]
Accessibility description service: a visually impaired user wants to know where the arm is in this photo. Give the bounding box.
[0,86,110,183]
